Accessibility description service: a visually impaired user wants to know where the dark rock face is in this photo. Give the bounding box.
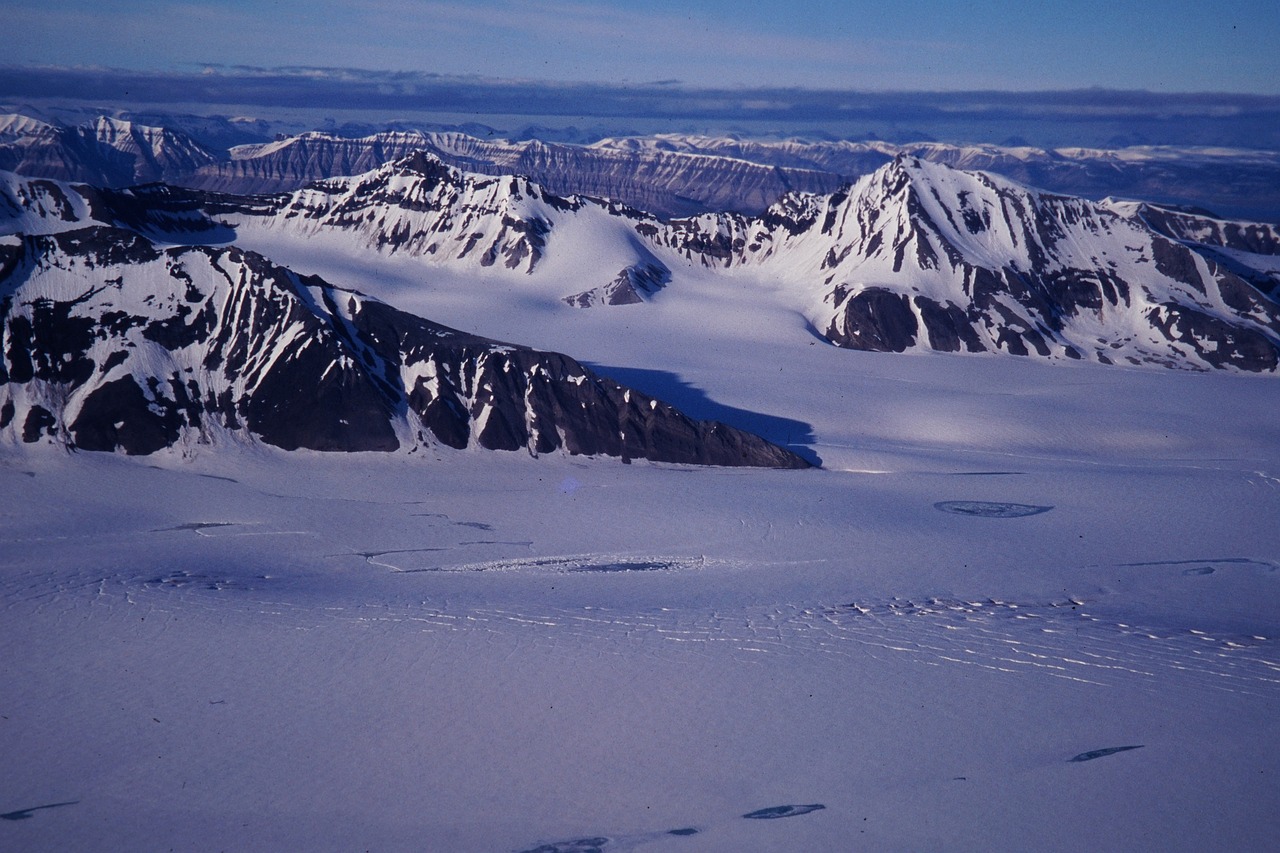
[347,300,808,467]
[564,262,671,307]
[77,183,231,242]
[0,225,808,467]
[21,405,56,443]
[756,157,1280,371]
[70,376,185,455]
[825,287,918,353]
[1146,303,1280,372]
[915,297,986,353]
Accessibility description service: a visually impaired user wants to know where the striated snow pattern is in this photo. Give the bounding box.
[191,131,447,195]
[5,114,1280,221]
[592,135,1280,223]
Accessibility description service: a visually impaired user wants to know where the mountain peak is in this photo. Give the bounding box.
[0,223,809,466]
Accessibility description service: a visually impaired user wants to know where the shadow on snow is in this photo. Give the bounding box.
[586,364,822,467]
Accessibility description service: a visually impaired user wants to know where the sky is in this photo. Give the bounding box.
[6,0,1280,94]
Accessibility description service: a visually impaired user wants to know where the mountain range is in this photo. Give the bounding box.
[205,150,1280,372]
[2,123,1278,459]
[4,113,1279,222]
[0,194,807,467]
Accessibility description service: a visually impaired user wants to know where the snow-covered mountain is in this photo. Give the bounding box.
[595,135,1280,223]
[222,151,599,273]
[224,151,1278,372]
[188,128,1280,222]
[212,152,683,308]
[5,113,1280,222]
[1105,199,1280,300]
[5,150,1279,379]
[185,130,845,218]
[192,126,1280,222]
[0,171,229,244]
[647,157,1280,371]
[189,131,447,195]
[87,117,221,183]
[0,197,807,466]
[0,114,220,187]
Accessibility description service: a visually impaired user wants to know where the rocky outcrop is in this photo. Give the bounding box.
[0,225,809,467]
[1106,200,1280,300]
[563,262,671,307]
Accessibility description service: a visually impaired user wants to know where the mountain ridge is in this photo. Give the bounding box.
[3,150,1279,376]
[5,113,1279,222]
[0,218,809,466]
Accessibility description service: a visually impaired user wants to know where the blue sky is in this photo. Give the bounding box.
[7,0,1279,93]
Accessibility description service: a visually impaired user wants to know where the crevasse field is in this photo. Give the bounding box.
[3,229,1279,852]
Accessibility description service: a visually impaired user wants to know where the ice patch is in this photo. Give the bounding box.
[742,804,826,820]
[1069,745,1145,763]
[0,801,80,821]
[934,500,1053,518]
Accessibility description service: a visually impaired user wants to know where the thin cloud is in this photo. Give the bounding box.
[2,64,1277,148]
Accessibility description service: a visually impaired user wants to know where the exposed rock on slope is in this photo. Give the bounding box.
[563,262,671,307]
[650,157,1280,371]
[0,115,219,186]
[186,130,844,218]
[5,153,1278,375]
[173,154,1280,371]
[0,223,808,467]
[1105,200,1280,300]
[224,151,582,273]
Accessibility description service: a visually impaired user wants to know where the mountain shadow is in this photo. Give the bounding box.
[585,364,822,467]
